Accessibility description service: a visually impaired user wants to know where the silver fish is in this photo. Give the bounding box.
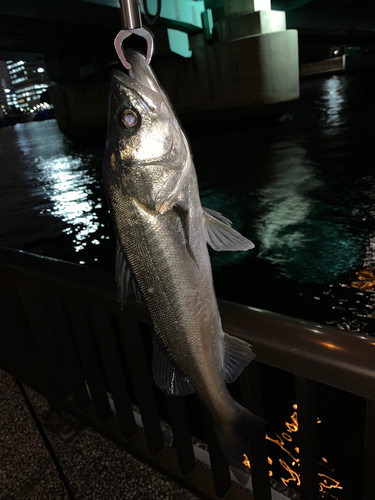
[103,49,264,473]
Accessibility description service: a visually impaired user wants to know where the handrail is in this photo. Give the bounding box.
[220,301,375,401]
[1,245,375,402]
[2,245,375,500]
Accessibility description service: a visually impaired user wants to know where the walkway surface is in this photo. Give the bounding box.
[0,369,198,500]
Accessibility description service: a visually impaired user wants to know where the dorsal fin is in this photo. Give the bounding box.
[203,207,255,252]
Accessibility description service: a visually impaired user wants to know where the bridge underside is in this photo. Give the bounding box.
[0,0,120,62]
[1,0,375,64]
[1,0,375,141]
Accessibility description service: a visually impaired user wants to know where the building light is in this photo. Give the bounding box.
[37,67,45,73]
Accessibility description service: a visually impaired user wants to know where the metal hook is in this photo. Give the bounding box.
[114,26,154,70]
[116,0,155,70]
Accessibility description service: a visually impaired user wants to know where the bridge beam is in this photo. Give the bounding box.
[0,0,118,26]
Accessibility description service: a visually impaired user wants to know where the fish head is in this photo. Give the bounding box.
[104,49,190,214]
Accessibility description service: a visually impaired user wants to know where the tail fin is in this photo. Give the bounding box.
[214,404,267,485]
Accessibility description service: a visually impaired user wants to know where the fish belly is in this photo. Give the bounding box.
[116,192,234,418]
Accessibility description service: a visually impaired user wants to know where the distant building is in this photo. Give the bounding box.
[5,60,50,112]
[0,78,11,115]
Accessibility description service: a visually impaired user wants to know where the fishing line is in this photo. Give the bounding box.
[142,0,161,25]
[14,378,76,500]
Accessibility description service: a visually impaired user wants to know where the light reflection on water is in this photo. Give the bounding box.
[320,76,346,131]
[1,73,374,500]
[242,403,343,499]
[35,155,102,255]
[252,142,363,283]
[254,143,320,265]
[265,404,343,500]
[1,74,375,338]
[0,120,112,267]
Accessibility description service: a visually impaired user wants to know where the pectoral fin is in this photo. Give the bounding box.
[203,207,255,252]
[116,241,143,308]
[154,143,190,214]
[224,333,255,384]
[152,334,194,396]
[174,205,198,267]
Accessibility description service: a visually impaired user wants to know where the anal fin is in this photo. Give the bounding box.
[224,333,256,384]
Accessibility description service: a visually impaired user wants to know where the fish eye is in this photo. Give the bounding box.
[120,109,138,130]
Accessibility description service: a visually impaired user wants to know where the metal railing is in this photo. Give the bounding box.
[0,246,374,500]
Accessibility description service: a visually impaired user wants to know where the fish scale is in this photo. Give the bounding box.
[103,48,265,478]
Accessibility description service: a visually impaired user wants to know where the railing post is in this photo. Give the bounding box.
[295,376,318,500]
[44,291,91,412]
[363,398,375,500]
[240,362,271,500]
[90,305,137,441]
[0,275,32,374]
[117,315,165,457]
[64,297,114,426]
[201,404,232,499]
[17,281,68,405]
[164,394,196,477]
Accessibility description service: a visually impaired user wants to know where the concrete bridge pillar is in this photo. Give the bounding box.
[149,0,299,122]
[48,1,299,142]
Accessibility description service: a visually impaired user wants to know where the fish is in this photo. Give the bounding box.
[103,48,265,476]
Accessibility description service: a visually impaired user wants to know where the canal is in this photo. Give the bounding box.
[1,70,374,499]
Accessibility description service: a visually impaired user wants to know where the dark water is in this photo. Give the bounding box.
[1,72,375,499]
[2,73,375,334]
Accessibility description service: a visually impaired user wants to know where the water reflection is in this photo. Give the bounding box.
[320,76,346,131]
[335,176,375,329]
[264,404,342,499]
[253,142,363,283]
[254,142,320,265]
[36,155,102,255]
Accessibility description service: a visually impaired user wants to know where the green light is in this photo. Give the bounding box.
[202,8,214,39]
[167,29,192,58]
[142,0,205,28]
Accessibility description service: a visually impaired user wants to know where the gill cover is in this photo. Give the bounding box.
[104,49,190,215]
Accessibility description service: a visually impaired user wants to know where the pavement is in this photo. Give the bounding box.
[0,369,198,500]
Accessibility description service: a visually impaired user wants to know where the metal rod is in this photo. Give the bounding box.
[119,0,142,30]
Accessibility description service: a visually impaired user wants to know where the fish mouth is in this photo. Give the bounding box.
[125,49,177,117]
[113,68,163,113]
[112,48,167,114]
[126,49,163,94]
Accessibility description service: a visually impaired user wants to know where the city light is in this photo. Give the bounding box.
[3,60,50,113]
